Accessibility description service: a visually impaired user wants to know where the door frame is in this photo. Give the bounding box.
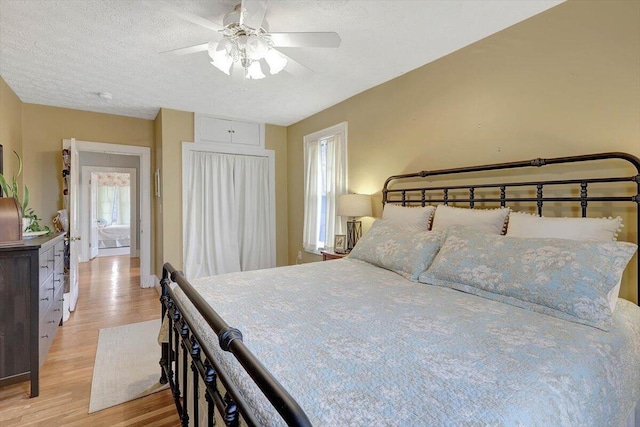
[64,139,153,288]
[81,166,138,261]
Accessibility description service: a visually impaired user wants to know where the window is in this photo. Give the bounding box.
[303,122,348,253]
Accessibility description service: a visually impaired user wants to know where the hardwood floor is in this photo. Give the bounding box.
[0,256,179,426]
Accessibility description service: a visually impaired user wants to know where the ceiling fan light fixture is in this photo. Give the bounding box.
[207,40,220,59]
[246,61,265,80]
[210,49,233,76]
[219,38,234,54]
[236,35,248,50]
[246,35,269,60]
[264,49,287,75]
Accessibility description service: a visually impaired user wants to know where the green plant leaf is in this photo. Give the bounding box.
[14,151,22,178]
[11,176,18,201]
[23,185,29,212]
[0,174,10,197]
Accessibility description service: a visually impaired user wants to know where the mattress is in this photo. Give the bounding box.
[97,224,130,248]
[172,258,640,426]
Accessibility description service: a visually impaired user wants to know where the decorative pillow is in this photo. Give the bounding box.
[419,228,637,330]
[431,205,510,235]
[506,211,623,241]
[348,220,444,280]
[506,212,625,311]
[382,204,435,231]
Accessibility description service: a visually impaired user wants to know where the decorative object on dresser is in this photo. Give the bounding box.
[337,193,372,251]
[0,233,65,397]
[0,197,22,244]
[321,250,347,261]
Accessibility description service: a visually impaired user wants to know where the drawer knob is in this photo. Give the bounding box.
[48,259,55,264]
[41,266,49,269]
[40,297,49,301]
[54,279,61,283]
[59,298,64,302]
[53,309,61,312]
[47,320,55,324]
[46,286,54,291]
[41,335,49,339]
[55,253,61,257]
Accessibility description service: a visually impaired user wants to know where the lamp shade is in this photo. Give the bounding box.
[338,194,372,217]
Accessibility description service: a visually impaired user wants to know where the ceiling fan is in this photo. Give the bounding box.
[150,0,342,80]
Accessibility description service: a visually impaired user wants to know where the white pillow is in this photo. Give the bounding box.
[382,204,435,231]
[431,205,510,235]
[506,211,625,312]
[506,212,623,241]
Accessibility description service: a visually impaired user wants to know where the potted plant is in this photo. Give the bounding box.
[0,150,49,233]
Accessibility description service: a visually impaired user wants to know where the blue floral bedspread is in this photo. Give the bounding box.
[173,258,640,426]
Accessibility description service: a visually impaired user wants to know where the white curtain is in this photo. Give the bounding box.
[184,151,272,279]
[97,184,130,225]
[303,132,347,252]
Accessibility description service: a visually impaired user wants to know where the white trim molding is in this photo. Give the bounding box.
[67,140,153,288]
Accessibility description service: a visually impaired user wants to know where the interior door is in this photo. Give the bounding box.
[90,173,99,259]
[68,138,80,311]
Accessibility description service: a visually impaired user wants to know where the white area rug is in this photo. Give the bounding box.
[89,319,168,413]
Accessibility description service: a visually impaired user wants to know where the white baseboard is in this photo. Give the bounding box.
[146,274,160,290]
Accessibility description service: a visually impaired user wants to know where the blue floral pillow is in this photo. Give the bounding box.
[419,227,637,330]
[348,220,445,280]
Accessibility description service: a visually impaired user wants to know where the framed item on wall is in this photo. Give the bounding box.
[334,234,346,254]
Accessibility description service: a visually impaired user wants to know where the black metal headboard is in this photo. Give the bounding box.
[382,152,640,303]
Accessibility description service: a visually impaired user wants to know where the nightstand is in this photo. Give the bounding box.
[321,250,347,261]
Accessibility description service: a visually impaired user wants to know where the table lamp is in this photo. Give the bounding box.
[338,193,372,251]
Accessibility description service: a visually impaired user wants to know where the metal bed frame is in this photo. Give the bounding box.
[159,152,640,426]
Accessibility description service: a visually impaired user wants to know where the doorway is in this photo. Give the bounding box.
[63,139,152,319]
[81,166,138,260]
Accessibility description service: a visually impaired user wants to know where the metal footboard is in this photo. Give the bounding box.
[159,263,312,427]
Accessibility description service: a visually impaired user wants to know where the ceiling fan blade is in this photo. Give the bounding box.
[276,50,313,77]
[160,43,210,56]
[240,0,269,30]
[144,0,223,32]
[270,32,341,48]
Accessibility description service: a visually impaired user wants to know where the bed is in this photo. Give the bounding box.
[97,224,130,248]
[159,152,640,426]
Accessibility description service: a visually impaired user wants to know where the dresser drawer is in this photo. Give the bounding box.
[52,269,64,294]
[38,276,54,320]
[38,248,54,285]
[38,315,58,368]
[53,241,64,269]
[53,285,64,315]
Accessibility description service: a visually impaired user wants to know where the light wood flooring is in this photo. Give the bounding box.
[0,256,179,426]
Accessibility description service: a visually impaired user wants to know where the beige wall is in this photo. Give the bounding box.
[287,0,640,302]
[0,77,23,182]
[265,124,289,267]
[156,108,193,274]
[21,104,154,229]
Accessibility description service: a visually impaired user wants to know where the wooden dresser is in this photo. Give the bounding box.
[0,232,66,397]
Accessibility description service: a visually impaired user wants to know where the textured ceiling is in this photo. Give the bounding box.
[0,0,563,126]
